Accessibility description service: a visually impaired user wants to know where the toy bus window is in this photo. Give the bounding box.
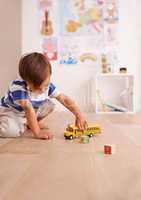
[67,127,73,132]
[76,129,83,133]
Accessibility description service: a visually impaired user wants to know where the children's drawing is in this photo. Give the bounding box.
[103,24,118,50]
[103,1,118,24]
[97,0,104,5]
[38,0,119,66]
[39,0,53,10]
[80,53,97,62]
[59,37,79,65]
[59,0,104,36]
[42,38,58,61]
[41,10,53,36]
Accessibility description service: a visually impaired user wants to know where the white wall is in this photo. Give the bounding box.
[118,0,141,112]
[22,0,141,112]
[0,0,21,96]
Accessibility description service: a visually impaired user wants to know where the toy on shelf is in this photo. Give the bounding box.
[119,67,127,74]
[104,144,116,154]
[64,123,101,140]
[101,54,111,73]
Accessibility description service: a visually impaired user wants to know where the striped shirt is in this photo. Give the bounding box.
[1,79,60,112]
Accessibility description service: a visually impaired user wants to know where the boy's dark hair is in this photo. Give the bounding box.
[19,52,52,87]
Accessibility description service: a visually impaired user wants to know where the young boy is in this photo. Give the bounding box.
[0,52,87,139]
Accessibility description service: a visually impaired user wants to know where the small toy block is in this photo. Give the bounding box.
[80,135,90,143]
[104,144,115,154]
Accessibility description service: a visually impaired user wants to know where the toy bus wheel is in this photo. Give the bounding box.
[65,136,73,140]
[69,135,73,140]
[89,134,93,137]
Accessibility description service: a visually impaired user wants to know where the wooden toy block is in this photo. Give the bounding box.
[104,144,115,154]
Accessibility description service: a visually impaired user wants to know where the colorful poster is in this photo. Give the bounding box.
[59,36,99,65]
[38,0,119,67]
[39,0,53,10]
[42,37,58,61]
[59,0,104,36]
[59,37,79,64]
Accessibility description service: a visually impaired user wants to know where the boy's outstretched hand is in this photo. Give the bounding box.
[56,94,88,130]
[75,115,88,130]
[36,130,54,140]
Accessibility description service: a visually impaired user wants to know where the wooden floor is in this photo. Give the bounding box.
[0,112,141,200]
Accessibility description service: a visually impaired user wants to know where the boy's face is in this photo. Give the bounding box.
[27,76,50,94]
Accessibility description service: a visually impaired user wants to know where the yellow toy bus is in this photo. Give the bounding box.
[64,123,101,140]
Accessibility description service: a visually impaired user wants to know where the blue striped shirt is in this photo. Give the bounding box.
[1,79,60,112]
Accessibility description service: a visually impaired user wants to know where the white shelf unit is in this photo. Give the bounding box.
[96,74,134,113]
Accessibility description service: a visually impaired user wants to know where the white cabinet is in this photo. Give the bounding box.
[96,74,134,113]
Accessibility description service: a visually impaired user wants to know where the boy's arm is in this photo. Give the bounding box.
[56,93,88,130]
[17,100,50,139]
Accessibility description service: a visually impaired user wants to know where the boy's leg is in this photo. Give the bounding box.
[0,108,26,138]
[36,100,55,129]
[37,100,55,121]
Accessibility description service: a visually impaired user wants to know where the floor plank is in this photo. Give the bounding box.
[0,112,141,200]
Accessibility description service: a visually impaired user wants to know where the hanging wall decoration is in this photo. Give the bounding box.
[39,0,58,61]
[41,10,54,36]
[59,37,79,65]
[38,0,119,67]
[42,37,57,60]
[59,0,104,36]
[39,0,53,10]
